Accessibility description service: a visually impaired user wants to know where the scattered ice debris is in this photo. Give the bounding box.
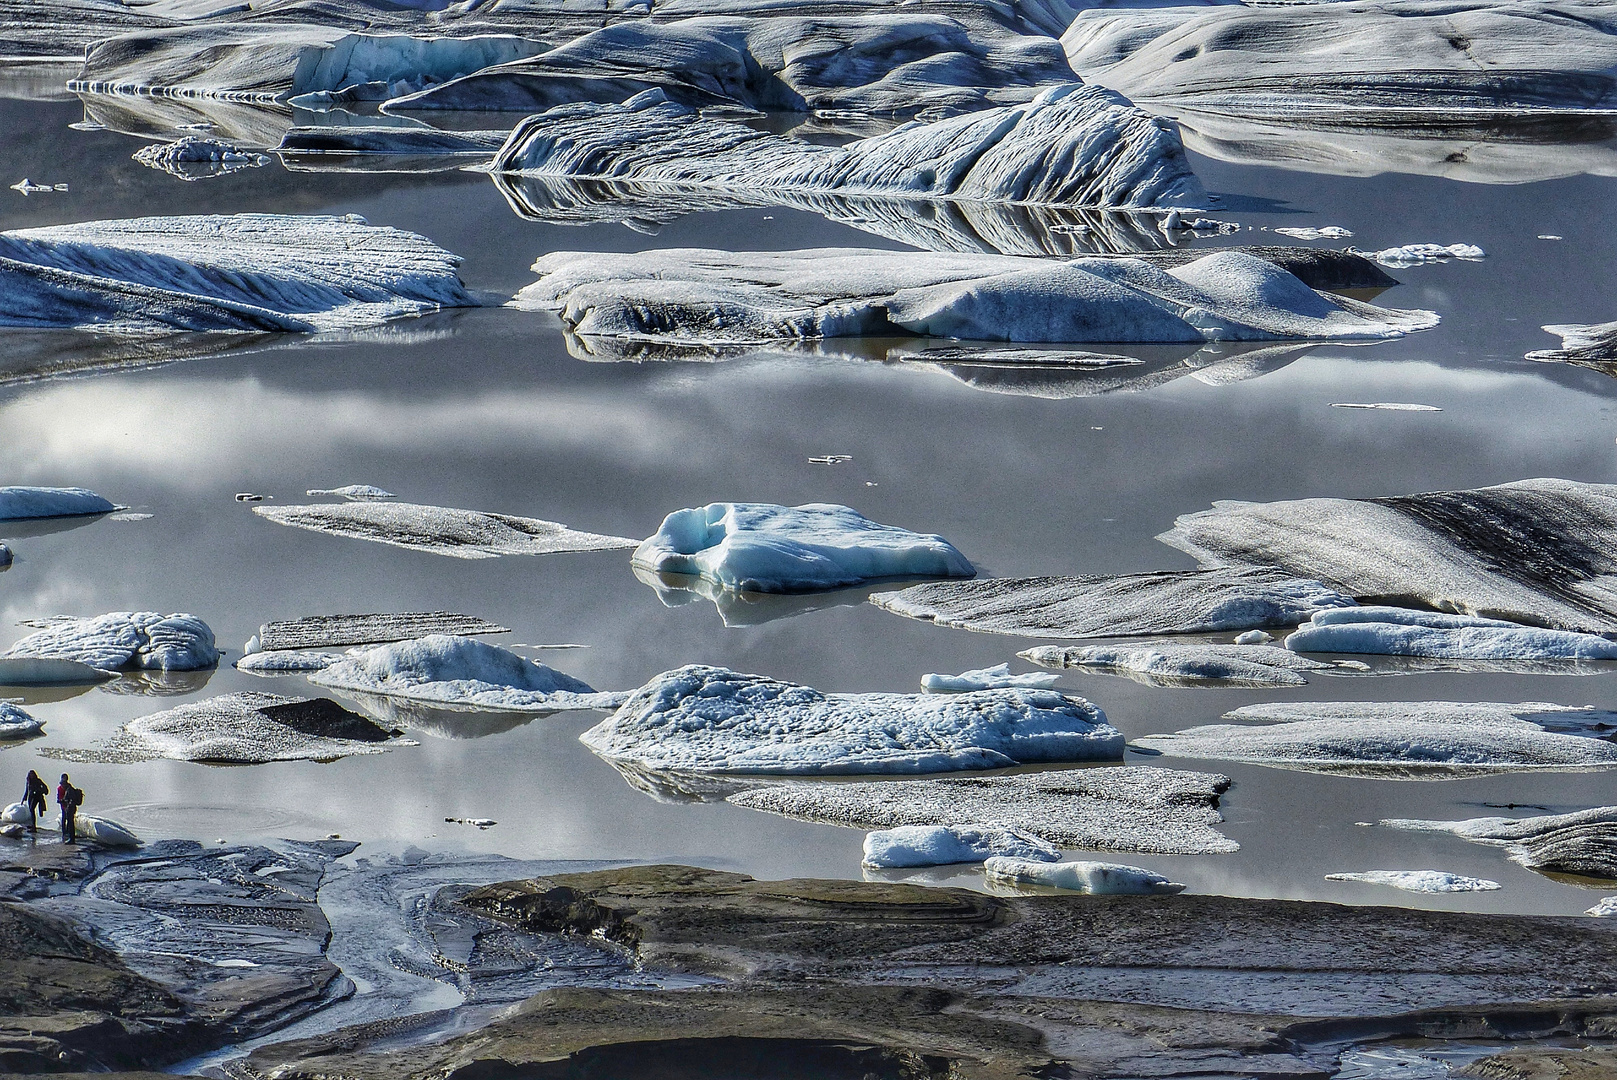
[1324,870,1501,893]
[1020,642,1331,687]
[633,502,973,594]
[75,814,141,847]
[728,765,1236,854]
[1355,243,1485,267]
[0,214,475,333]
[1135,701,1617,777]
[10,179,67,195]
[1284,606,1617,661]
[861,824,1060,868]
[446,816,498,829]
[133,137,270,180]
[311,634,623,713]
[1234,630,1272,645]
[247,611,511,652]
[235,649,347,674]
[921,663,1062,692]
[0,703,44,739]
[1161,478,1617,635]
[1588,897,1617,916]
[807,455,852,465]
[518,247,1439,345]
[872,567,1356,639]
[985,857,1185,894]
[1527,320,1617,364]
[4,612,218,672]
[306,485,397,500]
[1330,402,1442,411]
[1274,226,1353,241]
[236,493,266,502]
[1381,806,1617,881]
[255,501,636,559]
[0,486,115,521]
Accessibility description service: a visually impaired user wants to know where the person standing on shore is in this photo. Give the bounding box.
[22,771,47,832]
[55,774,80,844]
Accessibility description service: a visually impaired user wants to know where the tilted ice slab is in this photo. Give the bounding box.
[984,857,1185,894]
[1135,701,1617,776]
[1528,320,1617,366]
[862,824,1061,868]
[255,501,636,559]
[491,84,1205,210]
[633,502,973,594]
[728,765,1237,853]
[311,635,623,713]
[0,486,116,521]
[246,610,510,652]
[0,657,115,686]
[1325,870,1501,893]
[1284,606,1617,661]
[1021,642,1331,687]
[1382,806,1617,881]
[1161,479,1617,634]
[872,567,1356,639]
[0,214,474,333]
[921,664,1062,692]
[582,665,1122,776]
[0,703,43,740]
[4,612,218,671]
[517,248,1438,345]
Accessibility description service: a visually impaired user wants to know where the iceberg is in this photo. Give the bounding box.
[310,635,623,713]
[4,612,218,672]
[861,824,1061,868]
[921,664,1062,692]
[872,567,1355,639]
[633,502,973,594]
[728,765,1237,853]
[1382,806,1617,881]
[581,664,1122,776]
[0,486,116,521]
[305,485,397,500]
[0,703,43,740]
[133,137,269,181]
[983,856,1185,894]
[1324,870,1501,893]
[1284,606,1617,661]
[1020,642,1331,687]
[246,610,510,652]
[1357,243,1485,267]
[0,214,474,333]
[254,501,636,559]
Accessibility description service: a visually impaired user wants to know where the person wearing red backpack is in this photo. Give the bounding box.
[55,774,82,844]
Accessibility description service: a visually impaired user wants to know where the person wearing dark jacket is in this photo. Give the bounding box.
[22,771,47,832]
[55,774,81,843]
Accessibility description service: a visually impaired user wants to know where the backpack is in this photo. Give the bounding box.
[66,786,83,810]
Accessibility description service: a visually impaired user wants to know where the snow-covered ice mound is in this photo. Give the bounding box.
[311,635,624,713]
[1020,642,1332,687]
[134,137,269,181]
[1135,701,1617,777]
[246,610,510,652]
[0,703,43,740]
[4,612,218,671]
[1161,478,1617,635]
[872,567,1356,639]
[582,664,1122,775]
[862,824,1061,868]
[1528,320,1617,366]
[633,502,973,594]
[255,501,636,558]
[516,247,1439,345]
[0,214,474,333]
[492,84,1205,210]
[728,765,1236,853]
[1284,606,1617,661]
[921,664,1061,692]
[984,857,1185,894]
[0,486,116,521]
[1382,806,1617,881]
[1325,870,1501,893]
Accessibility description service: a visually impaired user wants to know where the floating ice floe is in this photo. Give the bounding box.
[1020,642,1332,687]
[4,612,218,671]
[0,656,115,686]
[11,179,67,195]
[305,485,397,500]
[310,635,624,713]
[246,610,510,652]
[1135,701,1617,777]
[1527,320,1617,366]
[1382,806,1617,881]
[1324,870,1501,893]
[1284,606,1617,661]
[728,765,1236,853]
[516,247,1439,344]
[0,703,43,739]
[490,84,1205,210]
[633,502,973,594]
[984,856,1186,894]
[1234,630,1272,645]
[1161,478,1617,634]
[872,567,1356,639]
[921,663,1061,692]
[1355,243,1485,267]
[582,664,1121,776]
[861,824,1061,868]
[0,214,474,333]
[1330,402,1441,411]
[235,650,348,674]
[1274,227,1353,240]
[1588,896,1617,916]
[0,486,116,521]
[133,137,269,180]
[255,501,636,559]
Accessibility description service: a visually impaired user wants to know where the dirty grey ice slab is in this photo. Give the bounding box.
[1161,477,1617,634]
[870,566,1354,639]
[253,501,637,559]
[251,611,511,652]
[1384,805,1617,881]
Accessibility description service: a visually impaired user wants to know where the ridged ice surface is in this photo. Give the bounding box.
[254,500,636,559]
[1020,642,1331,687]
[4,611,218,671]
[492,85,1205,209]
[251,611,509,651]
[1284,605,1617,660]
[1383,806,1617,880]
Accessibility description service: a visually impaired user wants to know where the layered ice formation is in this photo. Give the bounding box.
[861,824,1061,868]
[0,214,474,333]
[921,663,1062,692]
[581,664,1122,775]
[983,857,1185,894]
[728,765,1237,853]
[1020,642,1331,687]
[1284,606,1617,660]
[872,567,1356,639]
[517,247,1439,345]
[632,502,973,594]
[1325,870,1502,893]
[1161,478,1617,634]
[0,486,116,521]
[1382,806,1617,880]
[1528,320,1617,366]
[255,501,636,558]
[491,85,1206,209]
[0,703,43,739]
[246,611,510,652]
[310,635,623,712]
[4,612,218,671]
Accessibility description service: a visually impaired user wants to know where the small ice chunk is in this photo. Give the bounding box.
[256,501,635,559]
[1325,869,1501,893]
[0,702,43,739]
[1284,606,1617,660]
[236,493,266,502]
[1020,642,1329,687]
[1540,235,1564,241]
[1274,226,1353,240]
[4,612,218,672]
[807,455,852,465]
[0,802,28,824]
[1330,402,1442,411]
[75,814,141,847]
[1587,896,1617,917]
[0,823,21,838]
[235,650,347,674]
[10,179,66,195]
[0,486,115,521]
[921,663,1062,692]
[1358,243,1485,266]
[862,824,1061,868]
[983,856,1185,894]
[306,485,397,500]
[213,959,260,968]
[445,816,497,828]
[1234,630,1272,645]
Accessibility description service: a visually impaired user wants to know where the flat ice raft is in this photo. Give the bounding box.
[581,664,1122,775]
[255,500,636,558]
[984,857,1185,895]
[515,248,1438,344]
[1022,642,1332,687]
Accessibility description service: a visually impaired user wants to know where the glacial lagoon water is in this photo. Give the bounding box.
[4,75,1617,925]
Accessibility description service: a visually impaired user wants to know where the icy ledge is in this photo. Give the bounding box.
[0,214,475,333]
[491,85,1206,210]
[0,703,44,740]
